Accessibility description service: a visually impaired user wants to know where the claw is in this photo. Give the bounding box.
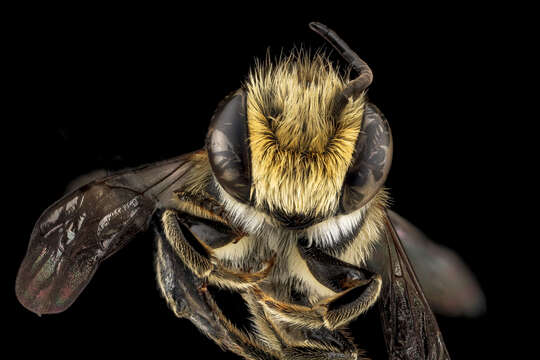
[198,282,208,293]
[226,255,275,284]
[251,253,277,282]
[257,253,277,279]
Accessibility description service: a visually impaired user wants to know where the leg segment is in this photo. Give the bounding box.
[249,298,365,360]
[160,209,273,290]
[155,228,278,360]
[155,228,229,343]
[252,241,382,330]
[279,327,363,360]
[252,275,381,330]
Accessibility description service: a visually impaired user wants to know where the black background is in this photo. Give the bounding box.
[4,4,507,359]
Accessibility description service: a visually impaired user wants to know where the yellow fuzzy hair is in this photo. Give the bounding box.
[245,52,366,219]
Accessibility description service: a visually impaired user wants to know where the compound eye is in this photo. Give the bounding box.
[206,89,252,204]
[340,104,393,213]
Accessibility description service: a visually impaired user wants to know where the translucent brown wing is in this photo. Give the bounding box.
[15,151,199,315]
[376,210,451,359]
[388,211,485,318]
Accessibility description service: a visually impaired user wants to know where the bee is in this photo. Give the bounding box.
[15,22,484,359]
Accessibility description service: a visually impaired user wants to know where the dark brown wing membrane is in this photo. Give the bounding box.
[376,211,450,359]
[388,211,486,317]
[15,152,197,315]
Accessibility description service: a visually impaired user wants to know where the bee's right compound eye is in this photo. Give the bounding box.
[340,103,393,214]
[206,89,252,204]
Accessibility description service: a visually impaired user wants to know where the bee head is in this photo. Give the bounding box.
[206,23,392,230]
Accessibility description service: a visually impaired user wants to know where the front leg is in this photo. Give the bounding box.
[253,276,381,331]
[253,239,382,330]
[155,229,279,360]
[279,328,365,360]
[155,229,227,338]
[160,209,274,290]
[248,299,366,360]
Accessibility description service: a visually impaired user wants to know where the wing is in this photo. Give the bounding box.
[15,150,201,315]
[375,211,451,360]
[388,210,485,317]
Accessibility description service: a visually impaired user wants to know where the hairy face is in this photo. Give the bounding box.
[244,53,366,227]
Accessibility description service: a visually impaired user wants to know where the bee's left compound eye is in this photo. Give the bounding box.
[340,104,393,214]
[206,89,252,204]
